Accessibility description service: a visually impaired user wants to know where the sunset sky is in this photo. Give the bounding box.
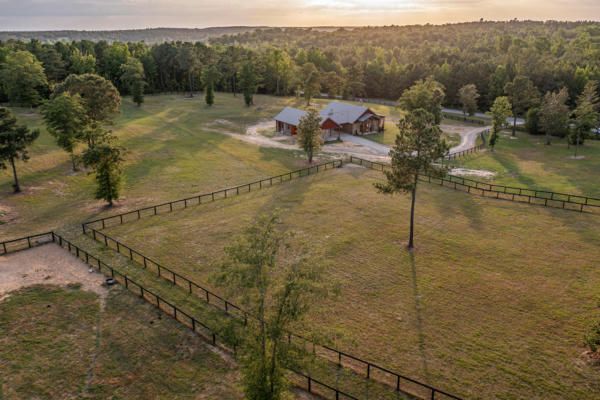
[1,0,600,30]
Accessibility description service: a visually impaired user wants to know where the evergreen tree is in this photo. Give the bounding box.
[202,65,221,107]
[81,135,125,206]
[375,109,448,249]
[0,107,40,192]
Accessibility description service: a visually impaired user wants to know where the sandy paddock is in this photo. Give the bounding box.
[0,244,108,302]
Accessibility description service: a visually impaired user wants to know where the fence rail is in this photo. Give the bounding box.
[82,224,463,400]
[0,231,359,400]
[441,113,487,126]
[444,130,488,160]
[349,156,600,213]
[84,160,342,231]
[0,232,54,255]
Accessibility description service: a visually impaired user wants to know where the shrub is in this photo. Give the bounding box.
[584,320,600,352]
[525,107,542,135]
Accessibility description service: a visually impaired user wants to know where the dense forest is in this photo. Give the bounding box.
[1,21,599,112]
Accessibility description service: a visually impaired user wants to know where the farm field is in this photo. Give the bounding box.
[100,165,600,400]
[0,282,243,399]
[449,132,600,196]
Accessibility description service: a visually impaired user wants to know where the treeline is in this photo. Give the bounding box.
[0,27,260,45]
[213,21,600,109]
[1,21,599,112]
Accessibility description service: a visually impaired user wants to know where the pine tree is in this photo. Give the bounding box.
[375,109,448,249]
[81,135,125,206]
[0,107,40,192]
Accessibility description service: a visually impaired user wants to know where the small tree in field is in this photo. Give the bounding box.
[81,135,124,206]
[459,84,480,116]
[504,75,539,137]
[0,107,40,192]
[488,96,512,151]
[297,108,323,163]
[239,62,258,106]
[202,65,221,107]
[375,109,448,249]
[41,92,88,171]
[213,213,332,400]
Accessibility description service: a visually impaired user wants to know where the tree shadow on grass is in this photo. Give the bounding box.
[409,250,430,381]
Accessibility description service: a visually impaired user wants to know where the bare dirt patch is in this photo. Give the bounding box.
[0,244,108,303]
[450,168,497,179]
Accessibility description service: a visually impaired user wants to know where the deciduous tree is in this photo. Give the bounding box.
[52,74,121,146]
[488,96,512,151]
[300,62,320,105]
[571,80,599,157]
[539,87,570,145]
[398,77,445,125]
[213,213,332,400]
[504,75,539,137]
[239,62,258,106]
[297,108,323,163]
[41,92,88,170]
[458,84,480,116]
[375,109,448,249]
[0,50,48,107]
[0,107,40,192]
[120,56,146,106]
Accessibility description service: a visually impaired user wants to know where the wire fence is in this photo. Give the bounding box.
[349,156,600,213]
[82,225,463,400]
[0,231,362,400]
[84,160,343,231]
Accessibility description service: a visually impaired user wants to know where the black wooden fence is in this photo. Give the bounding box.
[444,130,489,160]
[0,231,362,400]
[349,156,600,213]
[441,113,488,126]
[84,160,343,231]
[82,225,463,400]
[0,232,54,255]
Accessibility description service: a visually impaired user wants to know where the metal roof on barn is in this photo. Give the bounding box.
[274,107,308,126]
[319,101,372,125]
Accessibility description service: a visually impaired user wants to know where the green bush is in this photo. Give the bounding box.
[525,107,542,135]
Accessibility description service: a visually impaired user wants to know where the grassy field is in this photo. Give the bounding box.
[101,165,600,400]
[0,94,318,239]
[448,131,600,196]
[2,93,600,399]
[0,284,242,399]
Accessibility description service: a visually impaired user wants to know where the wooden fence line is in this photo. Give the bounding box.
[349,156,600,213]
[84,160,343,230]
[82,225,463,400]
[0,231,361,400]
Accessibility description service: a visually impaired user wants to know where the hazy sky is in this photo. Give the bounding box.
[1,0,599,31]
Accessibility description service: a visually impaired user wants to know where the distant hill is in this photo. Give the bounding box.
[0,27,267,44]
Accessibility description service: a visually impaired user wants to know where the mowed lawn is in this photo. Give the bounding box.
[0,284,242,399]
[103,166,600,400]
[450,131,600,196]
[0,93,314,240]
